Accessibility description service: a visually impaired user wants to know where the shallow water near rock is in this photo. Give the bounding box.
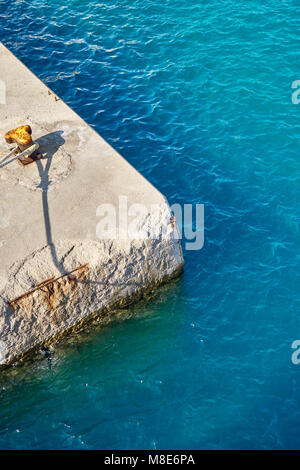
[0,0,299,449]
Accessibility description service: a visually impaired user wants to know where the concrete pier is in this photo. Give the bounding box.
[0,43,184,366]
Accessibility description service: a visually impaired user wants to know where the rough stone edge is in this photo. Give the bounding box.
[0,262,183,370]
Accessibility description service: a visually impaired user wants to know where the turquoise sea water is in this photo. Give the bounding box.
[0,0,299,450]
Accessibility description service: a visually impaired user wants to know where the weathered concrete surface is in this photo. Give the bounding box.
[0,43,184,366]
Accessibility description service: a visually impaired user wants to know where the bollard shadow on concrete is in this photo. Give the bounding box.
[36,130,66,275]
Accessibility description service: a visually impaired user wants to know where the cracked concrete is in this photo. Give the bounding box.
[0,123,73,192]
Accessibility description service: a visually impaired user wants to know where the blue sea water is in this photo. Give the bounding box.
[0,0,299,450]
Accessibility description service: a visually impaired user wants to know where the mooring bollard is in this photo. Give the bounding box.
[1,124,42,167]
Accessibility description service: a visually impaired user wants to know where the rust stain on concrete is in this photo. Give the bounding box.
[9,264,89,314]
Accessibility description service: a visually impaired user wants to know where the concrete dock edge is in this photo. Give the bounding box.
[0,43,184,366]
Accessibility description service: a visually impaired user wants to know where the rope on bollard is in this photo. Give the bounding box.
[0,142,40,168]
